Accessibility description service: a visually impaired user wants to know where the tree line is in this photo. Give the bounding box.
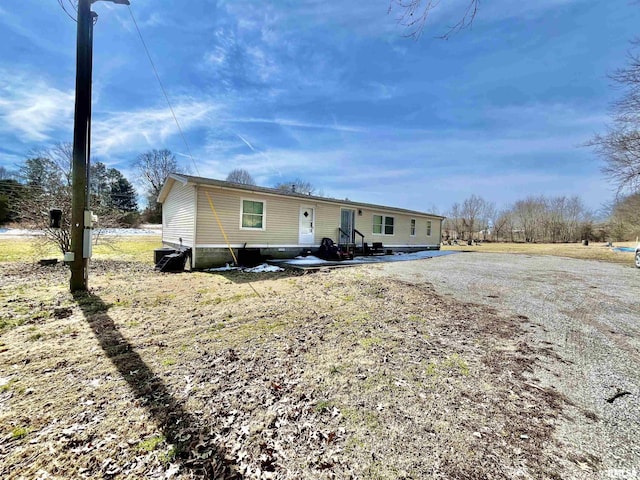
[0,145,327,253]
[443,193,640,244]
[1,144,137,219]
[0,144,186,253]
[0,145,188,225]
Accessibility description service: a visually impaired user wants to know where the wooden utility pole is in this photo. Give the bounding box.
[69,0,130,292]
[70,0,92,292]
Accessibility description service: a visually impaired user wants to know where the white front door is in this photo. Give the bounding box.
[299,206,315,244]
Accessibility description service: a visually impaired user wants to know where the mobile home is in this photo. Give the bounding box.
[157,174,443,268]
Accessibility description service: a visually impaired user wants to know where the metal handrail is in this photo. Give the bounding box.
[338,227,366,254]
[353,229,365,252]
[338,227,350,245]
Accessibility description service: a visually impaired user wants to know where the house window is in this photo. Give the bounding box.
[373,215,383,234]
[385,216,394,235]
[373,214,395,235]
[410,219,416,236]
[426,220,432,236]
[241,199,265,229]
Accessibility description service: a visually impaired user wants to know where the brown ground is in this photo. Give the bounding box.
[1,259,572,479]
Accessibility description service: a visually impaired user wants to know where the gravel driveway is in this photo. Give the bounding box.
[378,253,640,479]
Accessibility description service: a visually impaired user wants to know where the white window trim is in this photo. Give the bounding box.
[410,218,416,237]
[239,197,266,231]
[373,214,395,236]
[426,220,432,237]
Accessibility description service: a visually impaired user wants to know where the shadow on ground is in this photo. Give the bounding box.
[73,291,242,479]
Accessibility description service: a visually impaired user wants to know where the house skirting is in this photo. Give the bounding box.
[194,246,306,269]
[169,243,440,269]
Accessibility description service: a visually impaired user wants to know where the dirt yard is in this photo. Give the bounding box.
[0,250,638,479]
[381,253,640,478]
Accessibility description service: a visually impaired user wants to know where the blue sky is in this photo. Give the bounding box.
[1,1,639,214]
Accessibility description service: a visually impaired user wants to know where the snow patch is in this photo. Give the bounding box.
[206,264,238,272]
[290,255,324,265]
[206,263,284,273]
[243,264,284,273]
[275,250,458,266]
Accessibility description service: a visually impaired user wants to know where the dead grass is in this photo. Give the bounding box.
[442,241,637,264]
[0,246,576,478]
[0,234,161,263]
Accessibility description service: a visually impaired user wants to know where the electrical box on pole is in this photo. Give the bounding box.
[83,210,95,259]
[49,209,62,229]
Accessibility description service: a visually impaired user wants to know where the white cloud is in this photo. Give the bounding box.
[201,27,282,88]
[190,114,605,211]
[245,45,279,83]
[0,70,74,142]
[483,103,609,132]
[135,11,166,28]
[226,116,367,133]
[219,1,397,38]
[482,0,588,23]
[204,47,226,67]
[367,82,398,101]
[214,0,586,42]
[109,3,164,33]
[0,6,74,57]
[91,97,220,157]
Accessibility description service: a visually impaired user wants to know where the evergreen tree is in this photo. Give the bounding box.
[108,169,138,212]
[0,179,23,223]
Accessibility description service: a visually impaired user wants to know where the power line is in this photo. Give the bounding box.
[127,5,199,176]
[126,5,284,184]
[126,7,257,273]
[57,0,77,22]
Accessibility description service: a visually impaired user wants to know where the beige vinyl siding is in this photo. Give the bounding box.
[353,208,440,246]
[313,202,341,241]
[427,218,442,244]
[162,181,195,246]
[196,186,343,246]
[416,217,441,245]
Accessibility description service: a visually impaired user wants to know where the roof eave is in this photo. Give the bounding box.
[157,173,188,203]
[161,173,445,219]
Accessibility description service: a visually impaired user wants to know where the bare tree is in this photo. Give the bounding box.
[274,178,316,195]
[479,201,496,241]
[226,168,256,185]
[135,149,180,200]
[135,149,184,222]
[16,144,140,253]
[459,194,492,242]
[496,210,517,242]
[25,142,74,187]
[610,193,640,240]
[590,43,640,195]
[489,208,510,242]
[541,196,588,242]
[17,151,73,254]
[446,202,464,242]
[388,0,479,39]
[0,166,13,180]
[504,195,592,243]
[512,196,547,243]
[565,196,590,242]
